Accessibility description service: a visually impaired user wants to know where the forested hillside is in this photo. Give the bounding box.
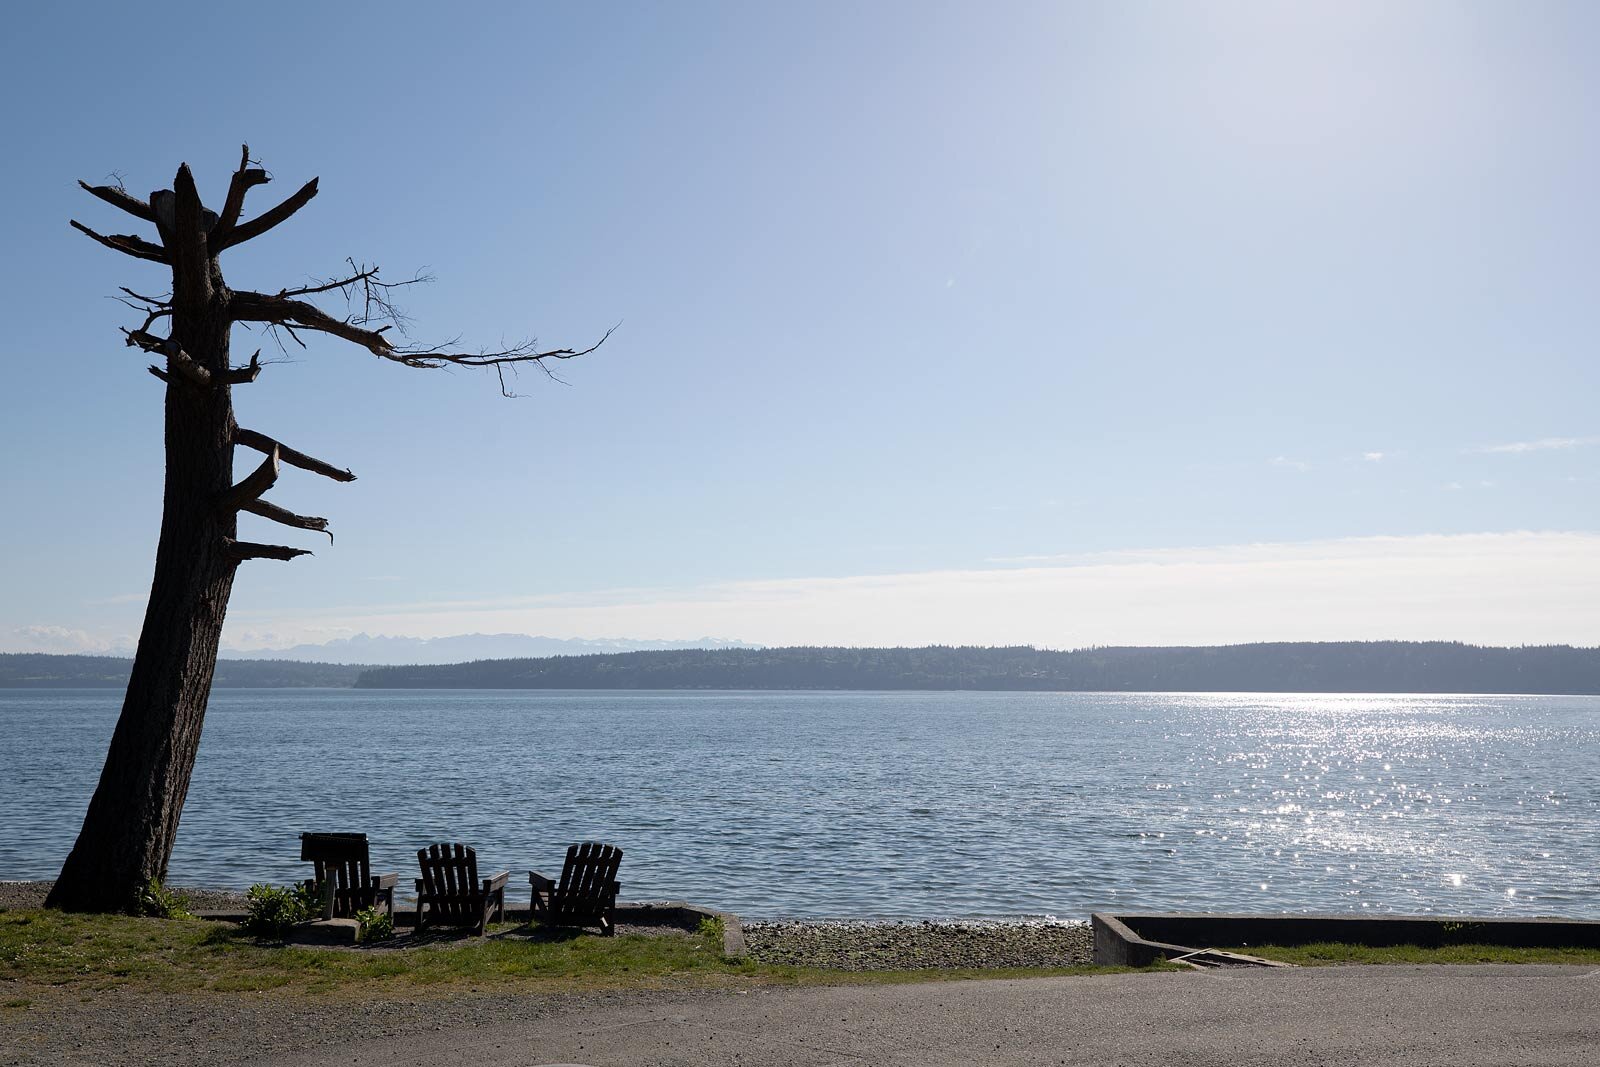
[353,642,1600,694]
[9,643,1599,693]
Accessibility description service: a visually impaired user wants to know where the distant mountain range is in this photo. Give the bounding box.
[8,641,1600,694]
[218,632,755,665]
[0,654,366,688]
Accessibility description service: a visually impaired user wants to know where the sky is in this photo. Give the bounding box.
[2,1,1597,654]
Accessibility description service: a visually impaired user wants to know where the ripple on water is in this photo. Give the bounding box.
[1,689,1597,918]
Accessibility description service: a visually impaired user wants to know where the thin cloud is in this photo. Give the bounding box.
[1362,451,1385,462]
[220,531,1600,651]
[1270,456,1310,472]
[87,592,148,606]
[11,625,121,654]
[1467,436,1600,455]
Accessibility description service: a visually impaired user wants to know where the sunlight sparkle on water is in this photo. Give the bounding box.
[3,689,1597,918]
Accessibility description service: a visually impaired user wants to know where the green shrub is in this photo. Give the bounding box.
[354,906,394,943]
[137,879,192,920]
[697,915,726,952]
[243,882,319,939]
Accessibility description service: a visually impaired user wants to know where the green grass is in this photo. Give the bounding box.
[1231,942,1600,966]
[0,909,1149,997]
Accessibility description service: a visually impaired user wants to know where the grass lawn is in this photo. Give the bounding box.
[0,909,1128,998]
[1230,942,1600,966]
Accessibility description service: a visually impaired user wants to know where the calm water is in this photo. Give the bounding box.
[3,689,1597,920]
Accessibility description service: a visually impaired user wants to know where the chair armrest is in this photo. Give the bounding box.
[414,879,426,894]
[372,872,398,890]
[528,871,555,892]
[483,871,510,893]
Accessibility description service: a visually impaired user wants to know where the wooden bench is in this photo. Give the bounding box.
[529,842,624,936]
[300,832,397,921]
[414,842,508,935]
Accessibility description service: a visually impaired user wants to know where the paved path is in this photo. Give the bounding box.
[252,965,1600,1067]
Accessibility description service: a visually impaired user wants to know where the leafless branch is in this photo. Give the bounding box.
[69,220,168,264]
[242,498,333,543]
[222,350,262,384]
[213,176,318,252]
[224,538,312,563]
[230,288,614,376]
[213,144,271,243]
[122,328,167,352]
[235,428,357,482]
[219,444,279,512]
[77,180,156,223]
[166,349,212,388]
[387,325,617,369]
[119,286,171,308]
[138,306,172,334]
[111,296,172,337]
[122,330,211,388]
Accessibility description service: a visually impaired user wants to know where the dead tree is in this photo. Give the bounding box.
[46,149,608,913]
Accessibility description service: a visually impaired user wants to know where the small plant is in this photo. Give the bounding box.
[354,906,394,943]
[697,915,726,953]
[1441,920,1485,942]
[136,879,192,920]
[243,882,319,939]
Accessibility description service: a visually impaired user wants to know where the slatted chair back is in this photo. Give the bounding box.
[301,832,374,918]
[550,842,623,922]
[417,842,481,925]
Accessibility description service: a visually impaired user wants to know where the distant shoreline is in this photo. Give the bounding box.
[5,641,1600,694]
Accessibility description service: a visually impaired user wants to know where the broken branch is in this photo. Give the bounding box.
[69,220,168,264]
[213,144,271,243]
[242,499,333,543]
[219,444,280,512]
[234,428,357,482]
[166,348,212,388]
[122,331,212,388]
[214,177,318,252]
[77,180,156,223]
[221,350,262,384]
[224,538,312,563]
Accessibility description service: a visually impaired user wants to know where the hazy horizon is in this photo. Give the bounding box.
[9,631,1599,668]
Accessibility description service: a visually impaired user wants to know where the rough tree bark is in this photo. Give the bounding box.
[46,149,608,913]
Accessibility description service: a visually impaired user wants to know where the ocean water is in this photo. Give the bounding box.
[2,689,1596,920]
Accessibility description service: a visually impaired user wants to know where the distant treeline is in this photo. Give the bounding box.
[353,642,1600,694]
[0,654,366,689]
[8,643,1600,694]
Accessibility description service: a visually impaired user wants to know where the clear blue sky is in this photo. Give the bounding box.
[3,1,1597,652]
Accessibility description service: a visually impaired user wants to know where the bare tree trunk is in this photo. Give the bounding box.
[47,259,238,912]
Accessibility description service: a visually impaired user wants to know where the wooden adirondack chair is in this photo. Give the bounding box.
[299,832,397,920]
[528,842,624,936]
[414,843,509,935]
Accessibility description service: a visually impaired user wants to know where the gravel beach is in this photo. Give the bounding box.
[744,919,1093,970]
